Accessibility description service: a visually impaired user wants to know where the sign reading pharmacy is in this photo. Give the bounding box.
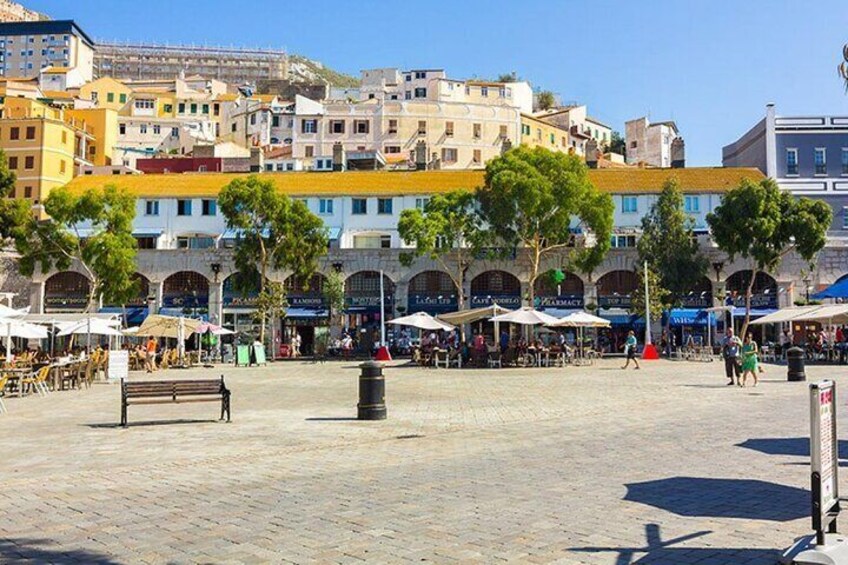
[810,380,840,543]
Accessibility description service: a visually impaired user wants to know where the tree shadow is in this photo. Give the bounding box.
[304,417,358,422]
[623,477,807,521]
[571,523,781,564]
[737,437,848,465]
[0,537,121,564]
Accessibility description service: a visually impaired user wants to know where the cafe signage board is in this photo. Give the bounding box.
[810,380,840,542]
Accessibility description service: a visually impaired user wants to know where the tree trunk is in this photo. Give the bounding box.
[740,267,758,339]
[258,244,268,345]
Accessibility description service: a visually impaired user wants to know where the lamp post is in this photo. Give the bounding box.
[803,275,812,304]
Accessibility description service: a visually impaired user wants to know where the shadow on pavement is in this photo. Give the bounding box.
[571,523,780,564]
[305,417,359,422]
[623,477,807,521]
[86,419,221,429]
[0,537,120,564]
[737,437,848,461]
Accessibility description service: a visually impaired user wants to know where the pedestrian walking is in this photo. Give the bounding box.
[144,336,158,373]
[741,333,759,387]
[721,328,742,386]
[621,330,640,370]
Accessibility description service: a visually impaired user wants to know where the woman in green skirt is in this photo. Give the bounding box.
[741,332,759,387]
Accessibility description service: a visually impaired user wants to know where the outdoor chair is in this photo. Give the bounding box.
[433,349,449,369]
[0,374,8,414]
[22,366,50,397]
[487,350,502,368]
[447,349,462,368]
[160,349,171,369]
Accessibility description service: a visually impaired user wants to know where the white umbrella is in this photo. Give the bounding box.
[57,318,124,337]
[548,311,611,328]
[0,318,49,360]
[137,315,201,339]
[490,307,560,326]
[388,312,455,331]
[196,322,236,336]
[122,326,140,335]
[0,304,28,319]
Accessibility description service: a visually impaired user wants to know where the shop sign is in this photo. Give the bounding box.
[289,295,326,308]
[537,295,584,309]
[44,295,88,310]
[729,293,778,309]
[162,294,209,308]
[681,295,712,308]
[408,294,458,313]
[599,295,632,309]
[470,294,522,308]
[345,295,394,310]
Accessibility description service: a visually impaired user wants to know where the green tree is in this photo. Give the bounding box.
[707,178,831,336]
[608,131,626,156]
[323,269,345,336]
[476,146,614,304]
[536,90,556,111]
[637,178,709,331]
[497,72,518,82]
[218,175,328,343]
[398,190,482,310]
[0,149,30,244]
[630,264,669,321]
[15,184,138,312]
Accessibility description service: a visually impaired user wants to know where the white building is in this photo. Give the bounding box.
[625,117,681,167]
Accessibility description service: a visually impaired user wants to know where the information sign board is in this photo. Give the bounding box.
[107,350,129,381]
[236,345,250,367]
[253,344,267,365]
[810,380,840,540]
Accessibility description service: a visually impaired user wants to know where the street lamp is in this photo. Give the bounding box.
[803,275,812,304]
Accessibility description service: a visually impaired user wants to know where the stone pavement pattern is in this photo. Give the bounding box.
[0,358,842,564]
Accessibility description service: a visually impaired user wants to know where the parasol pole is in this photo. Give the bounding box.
[643,260,651,346]
[379,270,386,347]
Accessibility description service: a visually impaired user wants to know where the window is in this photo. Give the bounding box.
[178,103,185,113]
[119,123,126,135]
[630,140,638,149]
[202,104,209,114]
[140,124,148,134]
[144,200,159,216]
[417,120,426,135]
[415,197,430,210]
[23,186,31,198]
[445,121,454,137]
[414,87,426,98]
[786,148,798,175]
[622,196,638,213]
[353,234,392,249]
[522,124,530,136]
[190,103,197,114]
[25,155,34,169]
[249,113,257,126]
[814,148,827,175]
[472,149,482,164]
[844,207,848,230]
[388,119,398,134]
[213,103,220,116]
[177,199,192,216]
[684,196,700,213]
[302,119,317,134]
[304,145,314,158]
[352,198,367,215]
[415,71,426,79]
[25,126,34,140]
[384,145,401,154]
[106,92,115,103]
[177,237,214,250]
[377,198,393,214]
[136,237,156,249]
[153,125,160,135]
[441,148,458,163]
[499,125,508,138]
[842,149,848,175]
[610,235,638,248]
[405,91,412,100]
[272,116,280,127]
[354,120,370,134]
[550,133,555,145]
[473,123,482,139]
[134,99,154,110]
[319,198,334,215]
[9,127,18,140]
[119,93,127,104]
[201,199,216,216]
[405,74,412,82]
[481,86,488,97]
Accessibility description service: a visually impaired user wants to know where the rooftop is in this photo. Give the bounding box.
[0,20,95,48]
[63,167,765,198]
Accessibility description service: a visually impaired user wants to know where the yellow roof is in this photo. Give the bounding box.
[215,93,239,102]
[254,94,277,103]
[42,67,72,74]
[63,167,766,198]
[41,90,77,99]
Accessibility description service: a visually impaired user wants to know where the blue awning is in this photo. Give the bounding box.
[731,307,778,318]
[541,308,582,318]
[663,308,716,326]
[285,308,328,319]
[158,308,208,321]
[328,228,341,240]
[813,278,848,299]
[221,227,271,239]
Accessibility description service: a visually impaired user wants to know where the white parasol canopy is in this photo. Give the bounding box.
[490,307,561,326]
[56,318,124,337]
[437,304,512,325]
[137,315,202,339]
[548,311,611,328]
[388,312,455,331]
[0,318,49,339]
[0,304,28,319]
[195,322,236,336]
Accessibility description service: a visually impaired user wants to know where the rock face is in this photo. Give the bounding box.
[0,251,29,308]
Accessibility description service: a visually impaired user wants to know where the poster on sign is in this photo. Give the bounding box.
[108,350,130,382]
[810,380,839,538]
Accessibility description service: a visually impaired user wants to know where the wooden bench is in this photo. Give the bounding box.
[121,376,231,427]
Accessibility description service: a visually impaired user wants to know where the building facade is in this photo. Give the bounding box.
[0,0,42,23]
[0,20,94,81]
[625,116,681,167]
[93,43,288,84]
[723,104,848,233]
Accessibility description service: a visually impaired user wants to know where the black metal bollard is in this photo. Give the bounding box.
[787,346,806,382]
[358,361,387,420]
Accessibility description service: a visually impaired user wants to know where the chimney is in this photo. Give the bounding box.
[671,137,685,169]
[585,139,599,169]
[332,142,346,171]
[415,140,427,171]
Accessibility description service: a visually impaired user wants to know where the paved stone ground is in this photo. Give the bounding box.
[0,358,843,564]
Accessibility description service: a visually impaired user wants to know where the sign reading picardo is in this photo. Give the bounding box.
[810,380,840,544]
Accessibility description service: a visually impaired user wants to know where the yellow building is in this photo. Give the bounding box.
[66,107,118,167]
[520,113,571,153]
[78,77,132,111]
[0,97,92,212]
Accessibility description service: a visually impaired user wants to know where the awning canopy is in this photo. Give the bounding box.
[663,308,716,326]
[750,305,824,325]
[813,279,848,300]
[437,304,512,325]
[285,308,328,319]
[731,307,778,319]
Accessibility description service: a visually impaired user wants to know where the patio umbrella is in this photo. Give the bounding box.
[548,311,611,328]
[490,307,560,326]
[437,304,512,325]
[195,322,236,336]
[137,314,202,339]
[56,318,124,337]
[388,312,455,331]
[0,318,49,360]
[0,304,28,319]
[813,278,848,300]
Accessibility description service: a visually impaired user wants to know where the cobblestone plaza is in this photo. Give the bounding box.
[0,359,840,563]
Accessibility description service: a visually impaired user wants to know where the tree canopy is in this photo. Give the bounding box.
[536,90,556,111]
[608,131,626,156]
[398,190,482,310]
[630,264,669,322]
[218,175,328,342]
[707,177,831,335]
[15,184,138,311]
[476,146,614,302]
[637,177,708,313]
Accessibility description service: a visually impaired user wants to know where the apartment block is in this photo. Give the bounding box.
[625,116,681,167]
[0,20,95,81]
[532,105,612,156]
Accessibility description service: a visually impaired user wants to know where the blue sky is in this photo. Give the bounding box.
[29,0,848,165]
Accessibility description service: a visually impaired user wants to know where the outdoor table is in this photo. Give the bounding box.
[2,368,31,397]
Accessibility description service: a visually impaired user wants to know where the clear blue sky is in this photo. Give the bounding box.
[28,0,848,166]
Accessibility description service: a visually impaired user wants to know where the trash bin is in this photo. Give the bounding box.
[787,346,806,382]
[358,361,386,420]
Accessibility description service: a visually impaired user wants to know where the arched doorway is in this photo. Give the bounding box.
[680,276,713,308]
[407,271,458,315]
[222,272,261,337]
[596,270,639,309]
[44,271,90,312]
[344,272,395,350]
[470,271,521,309]
[283,273,329,357]
[725,270,778,309]
[533,271,584,312]
[162,271,209,317]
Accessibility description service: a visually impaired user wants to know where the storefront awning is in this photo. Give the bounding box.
[663,308,716,326]
[731,307,778,319]
[286,308,328,319]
